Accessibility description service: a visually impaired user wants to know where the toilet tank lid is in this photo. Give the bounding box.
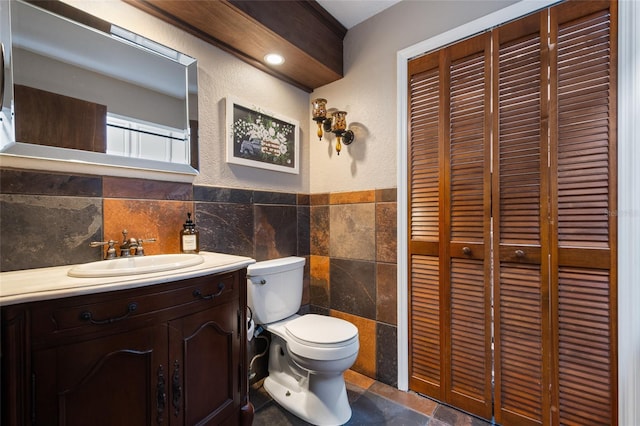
[247,256,306,276]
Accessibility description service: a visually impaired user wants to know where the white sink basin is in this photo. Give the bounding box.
[68,254,204,278]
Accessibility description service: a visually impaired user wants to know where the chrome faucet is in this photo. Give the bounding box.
[90,229,156,259]
[119,229,138,257]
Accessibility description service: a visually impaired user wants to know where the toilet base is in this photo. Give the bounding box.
[263,371,352,426]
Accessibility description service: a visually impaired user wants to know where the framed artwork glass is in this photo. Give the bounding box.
[226,96,300,174]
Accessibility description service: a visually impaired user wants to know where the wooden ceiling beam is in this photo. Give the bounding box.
[126,0,346,92]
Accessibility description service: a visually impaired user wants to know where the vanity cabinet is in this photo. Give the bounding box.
[1,269,253,426]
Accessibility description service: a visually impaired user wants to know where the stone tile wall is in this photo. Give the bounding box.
[309,189,398,386]
[0,169,310,274]
[0,168,397,386]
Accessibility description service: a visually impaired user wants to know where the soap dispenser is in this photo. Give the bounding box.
[180,212,200,254]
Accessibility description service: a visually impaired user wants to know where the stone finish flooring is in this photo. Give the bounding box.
[251,370,495,426]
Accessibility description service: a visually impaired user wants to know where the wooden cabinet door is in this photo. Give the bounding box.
[32,325,168,426]
[168,300,240,426]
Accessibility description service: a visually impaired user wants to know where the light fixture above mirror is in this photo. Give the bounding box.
[311,98,354,155]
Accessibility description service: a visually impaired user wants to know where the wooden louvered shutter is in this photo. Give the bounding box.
[408,51,442,398]
[492,12,549,426]
[408,34,493,420]
[550,2,617,424]
[443,34,492,419]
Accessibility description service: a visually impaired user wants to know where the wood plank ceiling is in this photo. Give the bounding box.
[125,0,347,92]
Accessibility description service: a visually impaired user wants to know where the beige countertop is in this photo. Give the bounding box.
[0,251,255,306]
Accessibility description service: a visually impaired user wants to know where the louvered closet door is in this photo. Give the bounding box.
[550,2,617,424]
[492,13,550,426]
[408,34,493,420]
[444,34,492,419]
[408,2,616,424]
[408,51,443,399]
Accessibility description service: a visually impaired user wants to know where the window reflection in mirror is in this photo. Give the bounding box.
[0,0,198,174]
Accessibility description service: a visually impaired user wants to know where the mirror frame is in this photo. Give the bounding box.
[0,0,199,182]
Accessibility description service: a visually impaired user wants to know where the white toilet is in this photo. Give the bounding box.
[247,256,359,426]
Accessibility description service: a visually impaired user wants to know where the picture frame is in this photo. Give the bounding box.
[225,96,300,174]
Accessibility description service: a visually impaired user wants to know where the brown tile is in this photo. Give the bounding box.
[330,190,375,205]
[310,205,329,256]
[196,202,254,257]
[0,169,102,197]
[297,193,310,205]
[330,203,375,261]
[344,369,376,391]
[376,188,397,202]
[376,202,397,263]
[103,177,192,200]
[254,205,297,260]
[331,310,376,379]
[301,256,311,306]
[368,381,438,417]
[310,255,330,308]
[330,258,376,319]
[310,193,329,205]
[376,263,397,325]
[376,323,397,386]
[297,205,310,256]
[104,199,194,255]
[1,194,102,270]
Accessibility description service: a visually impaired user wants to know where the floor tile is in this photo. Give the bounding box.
[432,405,493,426]
[346,391,430,425]
[252,401,313,426]
[368,381,438,417]
[252,371,495,426]
[344,369,375,391]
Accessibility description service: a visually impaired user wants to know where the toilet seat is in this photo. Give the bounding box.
[285,314,358,346]
[267,314,359,361]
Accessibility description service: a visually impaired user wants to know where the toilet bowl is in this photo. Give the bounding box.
[247,257,359,426]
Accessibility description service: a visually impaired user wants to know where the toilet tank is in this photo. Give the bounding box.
[246,257,305,324]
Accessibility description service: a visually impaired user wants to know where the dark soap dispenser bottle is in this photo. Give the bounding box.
[180,212,200,253]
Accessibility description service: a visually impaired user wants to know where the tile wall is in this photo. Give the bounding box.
[309,189,398,386]
[0,168,397,386]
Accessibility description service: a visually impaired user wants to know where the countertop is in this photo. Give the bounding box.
[0,251,255,306]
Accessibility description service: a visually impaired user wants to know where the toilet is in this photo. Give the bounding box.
[247,257,359,426]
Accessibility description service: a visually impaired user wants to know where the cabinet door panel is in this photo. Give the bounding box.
[33,325,168,426]
[170,300,239,426]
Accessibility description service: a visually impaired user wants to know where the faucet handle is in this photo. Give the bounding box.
[90,240,117,259]
[135,238,157,256]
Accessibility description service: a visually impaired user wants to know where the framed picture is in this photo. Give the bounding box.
[225,96,300,174]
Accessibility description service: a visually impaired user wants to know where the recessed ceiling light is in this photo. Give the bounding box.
[264,53,285,65]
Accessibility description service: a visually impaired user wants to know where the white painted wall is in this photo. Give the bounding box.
[309,0,517,194]
[64,0,310,194]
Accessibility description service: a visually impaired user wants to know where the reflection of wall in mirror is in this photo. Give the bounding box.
[14,84,106,152]
[13,48,184,129]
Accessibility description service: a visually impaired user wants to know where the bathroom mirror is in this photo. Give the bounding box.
[0,0,199,178]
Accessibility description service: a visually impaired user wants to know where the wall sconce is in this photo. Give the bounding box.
[312,98,355,155]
